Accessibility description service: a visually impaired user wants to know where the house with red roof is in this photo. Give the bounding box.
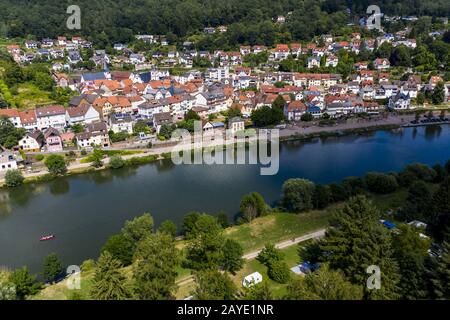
[284,100,307,121]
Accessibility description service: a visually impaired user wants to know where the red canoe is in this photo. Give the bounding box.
[40,235,55,241]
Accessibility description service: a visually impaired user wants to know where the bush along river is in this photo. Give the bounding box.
[0,125,449,273]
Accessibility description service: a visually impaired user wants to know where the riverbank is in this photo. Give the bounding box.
[0,114,424,186]
[32,209,333,300]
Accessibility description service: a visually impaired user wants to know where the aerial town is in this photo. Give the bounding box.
[0,0,450,306]
[0,15,449,175]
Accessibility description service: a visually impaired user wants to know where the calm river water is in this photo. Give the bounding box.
[0,125,449,273]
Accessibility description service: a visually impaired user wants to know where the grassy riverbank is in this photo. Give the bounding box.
[32,208,334,300]
[31,188,408,300]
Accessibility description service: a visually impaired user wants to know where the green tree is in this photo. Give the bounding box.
[0,274,16,300]
[392,225,430,299]
[257,243,284,266]
[182,211,201,238]
[4,169,24,188]
[428,177,450,243]
[390,45,411,67]
[70,123,85,134]
[90,148,104,168]
[186,214,224,270]
[133,233,179,300]
[239,192,267,222]
[221,239,244,275]
[319,196,400,299]
[133,120,150,135]
[8,267,42,300]
[312,184,332,209]
[44,154,67,175]
[282,178,316,212]
[431,82,445,105]
[216,212,229,228]
[416,92,425,105]
[158,220,177,238]
[0,117,25,148]
[251,105,284,127]
[240,282,273,300]
[285,264,363,300]
[301,112,313,122]
[399,163,436,186]
[90,251,131,300]
[122,213,154,244]
[272,95,286,110]
[159,124,176,140]
[184,109,201,121]
[427,241,450,299]
[101,233,134,266]
[42,253,63,283]
[364,172,399,194]
[194,269,237,300]
[398,181,433,222]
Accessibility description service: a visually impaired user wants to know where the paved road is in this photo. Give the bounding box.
[242,229,326,260]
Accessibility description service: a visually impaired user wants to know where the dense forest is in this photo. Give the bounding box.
[0,0,448,46]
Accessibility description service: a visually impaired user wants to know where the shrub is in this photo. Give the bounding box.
[267,260,290,284]
[80,259,96,272]
[301,112,313,122]
[109,155,125,169]
[35,154,45,162]
[4,169,24,188]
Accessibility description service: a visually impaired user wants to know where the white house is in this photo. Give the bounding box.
[66,105,100,126]
[325,55,339,68]
[0,109,21,128]
[109,114,133,134]
[36,105,66,130]
[228,117,245,135]
[307,56,321,69]
[0,152,19,173]
[242,272,263,288]
[388,93,411,110]
[18,131,43,152]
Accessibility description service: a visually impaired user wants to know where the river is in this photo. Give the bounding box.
[0,125,449,273]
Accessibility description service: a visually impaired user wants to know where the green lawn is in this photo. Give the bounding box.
[224,209,333,252]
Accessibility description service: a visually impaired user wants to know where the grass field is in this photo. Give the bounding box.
[10,83,56,109]
[224,209,333,252]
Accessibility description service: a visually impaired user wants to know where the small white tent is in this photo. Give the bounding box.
[242,272,263,288]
